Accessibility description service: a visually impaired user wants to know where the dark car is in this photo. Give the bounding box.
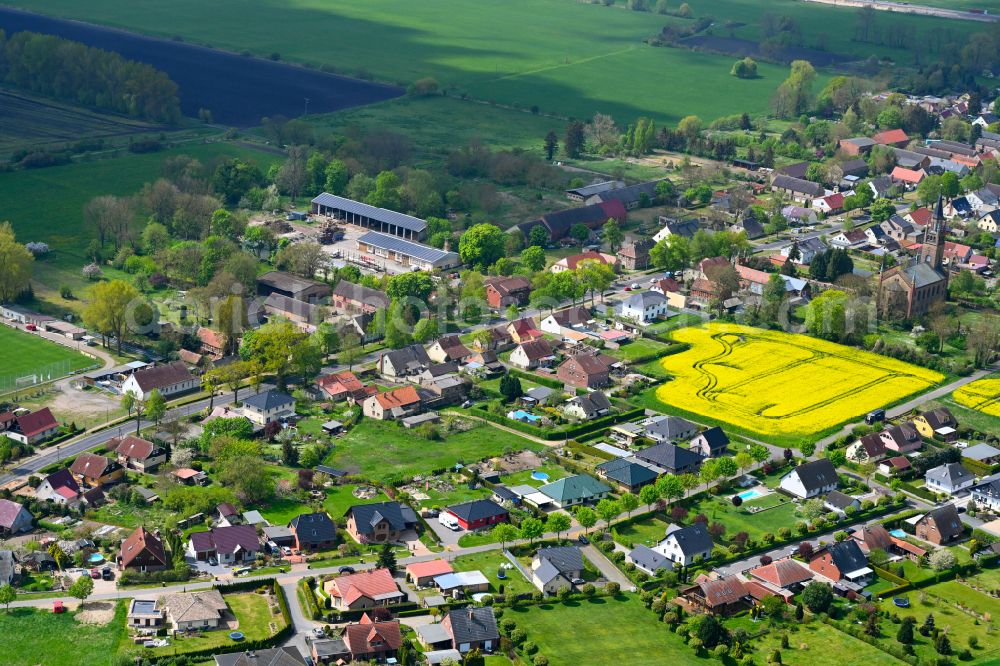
[338,566,355,575]
[865,409,886,425]
[577,534,589,545]
[101,568,114,581]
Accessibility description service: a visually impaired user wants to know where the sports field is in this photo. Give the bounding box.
[953,377,1000,417]
[651,323,943,440]
[0,326,95,393]
[6,0,834,124]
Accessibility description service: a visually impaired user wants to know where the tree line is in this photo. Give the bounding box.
[0,30,181,123]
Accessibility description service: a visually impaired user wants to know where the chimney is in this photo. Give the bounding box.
[468,607,474,620]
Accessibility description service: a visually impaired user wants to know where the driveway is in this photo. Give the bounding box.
[581,544,635,592]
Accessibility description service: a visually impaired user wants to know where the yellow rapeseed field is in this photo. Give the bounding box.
[655,323,943,438]
[953,378,1000,417]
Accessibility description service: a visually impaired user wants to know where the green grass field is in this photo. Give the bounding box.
[508,594,702,666]
[0,326,96,392]
[751,621,905,666]
[4,0,852,125]
[1,602,126,666]
[322,418,545,482]
[145,592,285,657]
[451,550,536,597]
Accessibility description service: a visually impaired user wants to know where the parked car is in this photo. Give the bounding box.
[577,534,589,545]
[208,556,219,566]
[865,408,886,425]
[338,566,355,574]
[461,400,474,408]
[101,568,114,581]
[281,547,292,556]
[233,567,252,577]
[89,569,101,579]
[438,513,461,531]
[570,577,585,585]
[25,324,37,331]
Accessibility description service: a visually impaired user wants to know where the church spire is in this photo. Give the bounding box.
[921,195,946,271]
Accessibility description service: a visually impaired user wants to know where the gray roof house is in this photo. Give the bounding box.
[964,443,1000,465]
[689,427,729,457]
[971,477,1000,512]
[442,607,499,654]
[595,458,658,492]
[925,463,975,495]
[626,544,673,575]
[654,523,713,566]
[823,491,861,515]
[531,546,584,594]
[643,415,697,443]
[377,344,431,378]
[563,392,612,420]
[779,459,839,499]
[634,442,703,475]
[538,475,611,508]
[214,647,307,666]
[0,550,16,585]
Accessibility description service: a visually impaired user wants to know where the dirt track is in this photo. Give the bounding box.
[802,0,999,23]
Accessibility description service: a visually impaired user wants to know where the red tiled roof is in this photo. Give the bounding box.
[735,264,771,286]
[197,328,225,350]
[111,435,155,461]
[16,408,58,437]
[70,453,116,481]
[891,166,925,184]
[907,208,932,226]
[698,577,748,607]
[318,371,366,396]
[0,498,27,530]
[373,386,421,410]
[326,568,400,606]
[343,617,403,655]
[873,129,909,145]
[819,192,844,209]
[653,278,680,293]
[120,526,167,569]
[750,559,812,588]
[405,559,454,579]
[44,468,79,494]
[560,252,616,271]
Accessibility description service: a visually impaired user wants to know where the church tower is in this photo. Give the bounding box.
[920,195,947,272]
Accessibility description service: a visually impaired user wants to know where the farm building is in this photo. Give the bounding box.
[356,232,460,271]
[311,192,427,240]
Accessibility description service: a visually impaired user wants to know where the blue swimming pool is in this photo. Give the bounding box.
[890,529,907,538]
[88,553,104,564]
[531,471,550,481]
[736,488,766,502]
[509,410,541,423]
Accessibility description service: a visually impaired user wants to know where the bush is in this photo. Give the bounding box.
[533,656,549,666]
[524,641,538,655]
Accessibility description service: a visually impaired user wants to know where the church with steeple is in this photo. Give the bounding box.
[878,196,949,319]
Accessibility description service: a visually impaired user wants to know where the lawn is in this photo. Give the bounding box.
[642,323,943,445]
[876,580,1000,663]
[612,512,672,548]
[606,337,675,363]
[750,621,904,666]
[5,0,838,124]
[508,594,705,666]
[685,491,799,543]
[323,483,391,520]
[500,462,569,489]
[0,602,126,666]
[322,418,544,483]
[147,592,285,656]
[451,550,536,597]
[0,326,97,394]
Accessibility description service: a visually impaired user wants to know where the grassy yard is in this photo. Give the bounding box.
[875,580,1000,663]
[0,326,97,392]
[611,513,672,549]
[685,491,799,543]
[450,550,536,597]
[507,594,704,666]
[147,592,285,657]
[322,418,544,483]
[500,462,569,489]
[1,602,126,666]
[86,502,175,529]
[606,337,675,363]
[750,621,904,666]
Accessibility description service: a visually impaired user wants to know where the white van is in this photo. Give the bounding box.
[438,513,460,531]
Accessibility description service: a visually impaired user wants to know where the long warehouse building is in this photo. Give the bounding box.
[311,192,427,240]
[356,231,461,271]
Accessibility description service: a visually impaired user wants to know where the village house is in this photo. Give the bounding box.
[839,136,876,155]
[846,433,887,464]
[562,391,612,420]
[118,526,168,573]
[963,443,1000,466]
[434,570,490,596]
[619,290,668,323]
[345,501,418,544]
[537,474,611,508]
[781,205,817,226]
[634,442,703,475]
[324,568,405,610]
[257,270,332,304]
[0,498,32,535]
[971,478,1000,512]
[924,463,975,495]
[262,293,317,326]
[878,456,912,477]
[689,427,729,457]
[566,180,624,201]
[881,422,922,453]
[362,385,423,421]
[484,276,532,309]
[406,560,454,587]
[680,576,749,616]
[511,200,626,242]
[187,525,260,564]
[70,453,124,489]
[890,166,926,188]
[121,361,198,401]
[127,599,165,633]
[539,306,592,337]
[808,540,872,585]
[508,339,556,370]
[377,344,431,378]
[626,544,673,575]
[216,647,306,666]
[617,238,655,270]
[426,335,473,363]
[330,281,390,314]
[914,504,964,545]
[531,546,584,594]
[1,408,60,446]
[341,614,403,663]
[596,458,657,493]
[556,353,615,389]
[550,251,618,274]
[653,217,699,242]
[913,407,957,440]
[160,590,229,632]
[770,174,824,203]
[872,128,910,147]
[585,179,665,209]
[829,228,869,249]
[110,435,166,473]
[440,607,500,654]
[35,469,85,506]
[779,458,838,499]
[655,523,713,566]
[780,237,827,265]
[748,558,813,592]
[196,328,225,359]
[289,512,337,550]
[824,491,861,515]
[316,371,376,403]
[240,390,296,426]
[444,499,509,531]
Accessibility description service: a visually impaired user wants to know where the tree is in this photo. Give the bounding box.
[544,131,558,161]
[870,198,895,223]
[212,158,263,206]
[935,633,952,656]
[596,498,619,532]
[282,438,299,466]
[577,259,615,306]
[928,549,956,571]
[499,373,523,402]
[656,474,683,503]
[377,543,397,573]
[68,574,94,602]
[575,506,597,534]
[569,223,590,244]
[650,235,691,272]
[896,617,915,644]
[639,484,659,510]
[83,279,141,354]
[917,174,942,205]
[492,522,519,550]
[564,120,585,158]
[521,245,546,272]
[801,581,833,613]
[145,389,167,427]
[275,241,326,279]
[697,615,729,649]
[519,517,544,545]
[413,317,439,344]
[275,146,309,203]
[546,512,571,540]
[219,455,274,504]
[679,473,700,497]
[619,492,640,518]
[121,390,147,435]
[772,60,817,118]
[731,57,758,79]
[0,584,15,613]
[459,223,506,270]
[602,220,624,252]
[529,225,550,249]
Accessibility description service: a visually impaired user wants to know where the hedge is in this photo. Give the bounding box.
[147,579,292,664]
[469,406,644,441]
[299,576,322,620]
[507,368,564,390]
[564,440,616,461]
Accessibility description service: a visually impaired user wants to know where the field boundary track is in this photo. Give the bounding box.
[801,0,999,22]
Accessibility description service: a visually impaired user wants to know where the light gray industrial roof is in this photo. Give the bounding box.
[312,192,427,233]
[357,231,459,264]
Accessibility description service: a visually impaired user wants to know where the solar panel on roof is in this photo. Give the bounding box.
[357,231,458,264]
[312,193,427,232]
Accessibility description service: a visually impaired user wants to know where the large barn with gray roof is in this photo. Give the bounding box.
[311,192,428,240]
